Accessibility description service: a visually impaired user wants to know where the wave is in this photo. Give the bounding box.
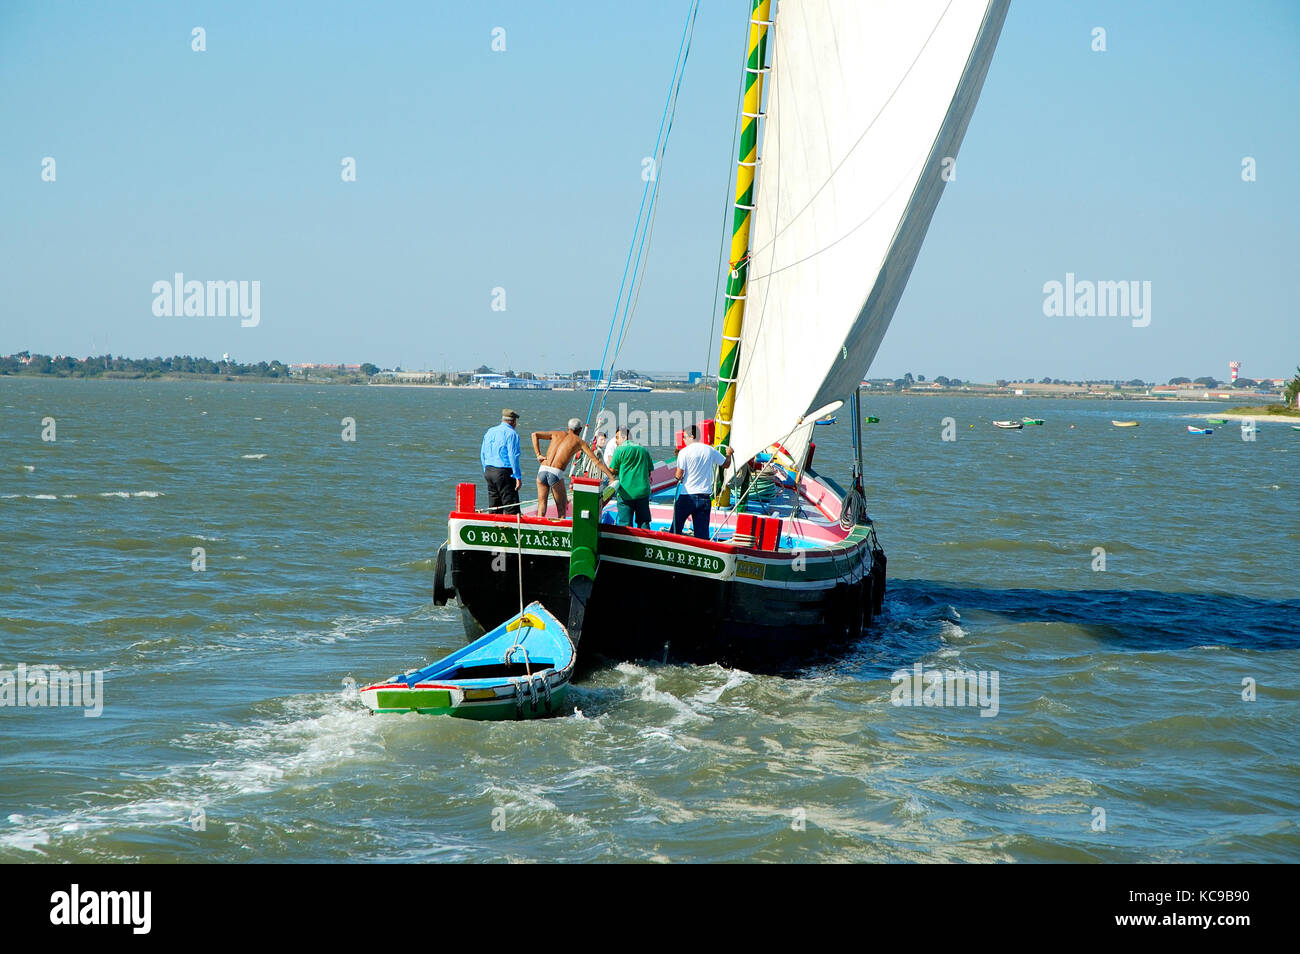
[1,492,161,502]
[126,457,179,473]
[0,694,382,859]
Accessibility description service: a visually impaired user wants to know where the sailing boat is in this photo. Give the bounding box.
[434,0,1009,669]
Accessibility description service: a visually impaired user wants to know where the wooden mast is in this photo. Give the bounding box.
[713,0,771,504]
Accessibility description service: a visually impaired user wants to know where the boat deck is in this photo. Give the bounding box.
[524,460,856,551]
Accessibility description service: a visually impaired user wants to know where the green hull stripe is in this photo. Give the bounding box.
[375,688,451,710]
[370,687,569,721]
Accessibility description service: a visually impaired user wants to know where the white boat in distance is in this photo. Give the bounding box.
[589,381,653,393]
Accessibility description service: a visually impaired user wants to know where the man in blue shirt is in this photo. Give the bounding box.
[480,408,522,514]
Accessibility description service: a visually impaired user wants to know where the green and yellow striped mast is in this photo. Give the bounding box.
[714,0,771,504]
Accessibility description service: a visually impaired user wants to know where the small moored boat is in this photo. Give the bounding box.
[359,602,574,720]
[992,420,1023,429]
[1021,417,1044,425]
[864,416,880,424]
[1112,420,1139,428]
[1206,418,1228,425]
[1187,426,1213,435]
[814,416,837,426]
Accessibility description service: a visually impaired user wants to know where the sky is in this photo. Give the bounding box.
[1,0,1297,383]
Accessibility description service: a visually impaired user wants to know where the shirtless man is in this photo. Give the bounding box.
[531,418,615,518]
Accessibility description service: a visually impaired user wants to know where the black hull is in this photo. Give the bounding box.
[438,541,886,673]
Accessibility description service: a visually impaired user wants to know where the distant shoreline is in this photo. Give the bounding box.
[366,382,691,394]
[1183,410,1300,422]
[0,373,1289,407]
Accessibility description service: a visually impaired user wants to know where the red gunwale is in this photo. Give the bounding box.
[447,509,865,560]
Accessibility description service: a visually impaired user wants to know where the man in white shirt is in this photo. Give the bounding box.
[601,430,619,469]
[671,425,733,539]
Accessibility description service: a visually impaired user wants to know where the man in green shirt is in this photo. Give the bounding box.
[608,427,654,528]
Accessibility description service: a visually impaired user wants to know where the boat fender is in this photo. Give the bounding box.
[433,542,455,605]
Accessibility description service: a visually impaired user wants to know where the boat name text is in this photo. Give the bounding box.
[461,526,571,550]
[640,545,725,574]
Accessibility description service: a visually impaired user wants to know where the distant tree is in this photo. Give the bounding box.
[1193,376,1220,387]
[1233,377,1258,388]
[935,375,951,386]
[360,362,379,377]
[1283,366,1300,407]
[1168,376,1191,385]
[473,365,493,374]
[1126,378,1145,387]
[995,379,1008,387]
[916,374,926,382]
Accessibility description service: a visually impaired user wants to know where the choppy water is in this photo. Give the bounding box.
[1,378,1296,862]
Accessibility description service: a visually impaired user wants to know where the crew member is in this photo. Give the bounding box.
[480,408,522,514]
[531,418,615,519]
[608,426,654,528]
[671,425,733,538]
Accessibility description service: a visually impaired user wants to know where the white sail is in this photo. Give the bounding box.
[726,0,1009,470]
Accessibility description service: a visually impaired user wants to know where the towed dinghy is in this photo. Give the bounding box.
[359,602,574,720]
[992,420,1023,429]
[1187,426,1213,435]
[1112,420,1139,428]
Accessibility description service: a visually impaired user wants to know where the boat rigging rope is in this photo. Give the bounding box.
[515,510,525,621]
[504,642,532,678]
[709,415,806,540]
[583,0,701,438]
